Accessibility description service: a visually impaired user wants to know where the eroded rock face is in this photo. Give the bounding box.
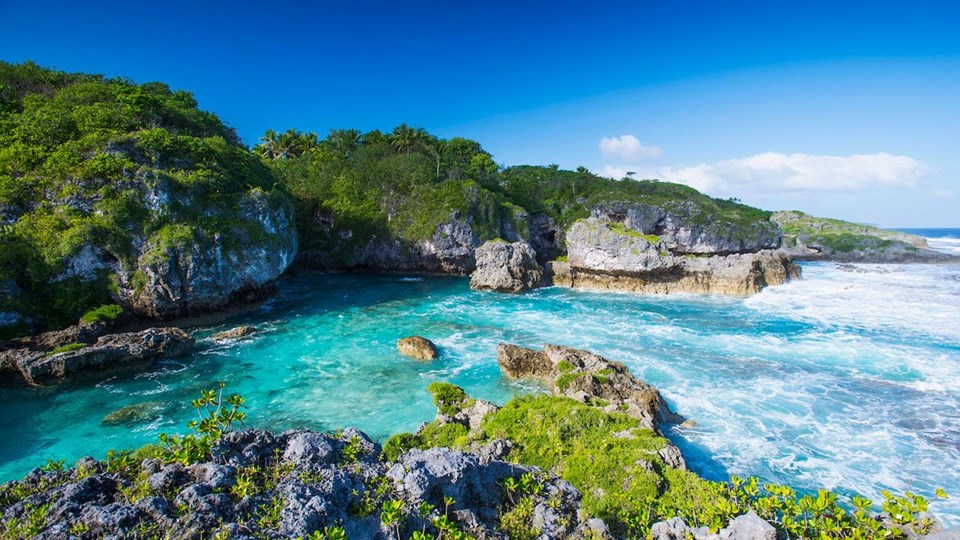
[397,336,439,360]
[497,343,686,436]
[558,218,800,296]
[120,190,298,318]
[7,327,194,385]
[592,201,781,254]
[470,240,546,293]
[0,428,599,540]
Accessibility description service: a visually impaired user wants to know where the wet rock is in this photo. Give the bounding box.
[470,240,546,293]
[13,327,194,385]
[210,325,257,340]
[397,336,439,360]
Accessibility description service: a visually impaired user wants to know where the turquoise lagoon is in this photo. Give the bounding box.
[1,261,959,523]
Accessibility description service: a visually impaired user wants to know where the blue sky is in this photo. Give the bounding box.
[2,1,958,226]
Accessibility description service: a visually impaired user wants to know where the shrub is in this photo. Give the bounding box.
[80,303,124,324]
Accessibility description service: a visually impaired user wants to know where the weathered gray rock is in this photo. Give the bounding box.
[210,325,257,340]
[0,427,600,539]
[718,511,777,540]
[119,189,298,318]
[12,327,194,385]
[592,201,781,254]
[497,343,685,434]
[397,336,439,360]
[557,217,800,296]
[470,240,546,293]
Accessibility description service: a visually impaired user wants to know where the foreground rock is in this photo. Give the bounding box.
[773,210,957,263]
[0,428,601,539]
[397,336,439,360]
[498,343,685,433]
[470,240,547,293]
[1,327,194,386]
[554,218,800,295]
[210,325,257,340]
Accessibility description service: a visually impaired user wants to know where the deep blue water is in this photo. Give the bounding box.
[1,261,958,523]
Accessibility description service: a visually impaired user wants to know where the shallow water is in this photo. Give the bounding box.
[1,261,959,523]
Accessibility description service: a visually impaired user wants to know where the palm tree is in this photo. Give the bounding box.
[390,123,428,154]
[254,129,281,160]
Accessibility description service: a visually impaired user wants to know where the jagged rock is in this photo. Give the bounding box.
[117,189,298,319]
[718,511,777,540]
[470,240,546,293]
[555,217,800,296]
[397,336,439,360]
[592,201,781,254]
[497,343,685,432]
[210,325,257,340]
[0,427,600,539]
[12,327,194,385]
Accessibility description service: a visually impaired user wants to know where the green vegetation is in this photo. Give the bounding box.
[389,384,950,539]
[0,61,287,334]
[427,381,470,416]
[772,210,920,255]
[79,303,123,324]
[49,342,84,354]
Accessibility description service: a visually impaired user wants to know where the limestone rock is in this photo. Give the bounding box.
[591,201,781,254]
[497,343,686,440]
[210,325,257,340]
[397,336,439,360]
[469,240,546,292]
[558,217,800,296]
[718,511,777,540]
[13,327,194,385]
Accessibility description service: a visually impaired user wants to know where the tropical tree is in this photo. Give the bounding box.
[390,123,429,154]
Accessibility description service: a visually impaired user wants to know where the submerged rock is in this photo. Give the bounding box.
[397,336,439,360]
[101,401,168,426]
[470,239,546,293]
[210,325,257,340]
[10,327,194,385]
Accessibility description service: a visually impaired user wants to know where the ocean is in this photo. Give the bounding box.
[0,230,958,523]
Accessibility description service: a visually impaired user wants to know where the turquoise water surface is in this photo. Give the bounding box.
[1,261,959,523]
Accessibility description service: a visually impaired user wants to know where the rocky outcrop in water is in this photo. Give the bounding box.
[555,218,800,295]
[772,210,957,263]
[470,240,546,292]
[497,343,686,435]
[211,325,258,341]
[397,336,439,360]
[0,428,601,539]
[0,327,194,385]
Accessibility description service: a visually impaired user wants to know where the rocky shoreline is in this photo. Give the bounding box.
[2,343,953,539]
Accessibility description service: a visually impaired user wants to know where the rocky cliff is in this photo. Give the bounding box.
[0,63,297,338]
[549,217,798,295]
[772,210,956,263]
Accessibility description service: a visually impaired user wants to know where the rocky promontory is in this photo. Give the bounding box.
[773,210,957,263]
[550,217,799,296]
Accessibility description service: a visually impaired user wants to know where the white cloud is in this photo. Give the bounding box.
[599,152,930,197]
[599,135,663,162]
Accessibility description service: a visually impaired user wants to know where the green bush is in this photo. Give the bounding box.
[80,303,124,324]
